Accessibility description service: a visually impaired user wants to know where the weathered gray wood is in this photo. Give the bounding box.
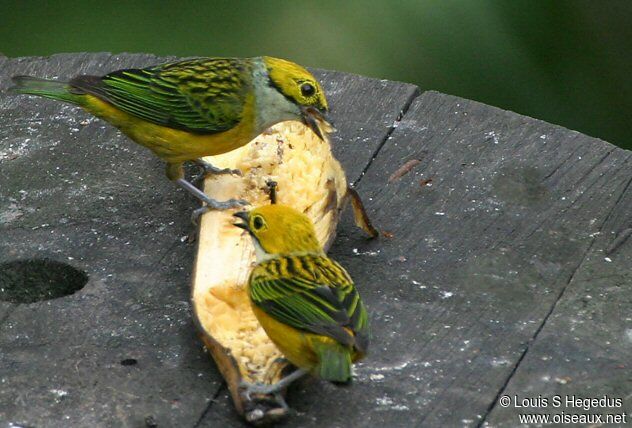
[3,53,629,427]
[0,53,220,428]
[343,93,632,426]
[0,53,179,230]
[311,69,419,182]
[0,223,221,427]
[203,91,632,427]
[0,53,416,427]
[485,173,631,426]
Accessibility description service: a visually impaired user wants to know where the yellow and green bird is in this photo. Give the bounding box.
[233,205,370,397]
[10,57,330,215]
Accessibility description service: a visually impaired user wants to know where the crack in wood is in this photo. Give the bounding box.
[604,158,632,224]
[606,228,632,256]
[352,88,421,187]
[3,54,630,427]
[573,150,613,187]
[477,233,599,427]
[541,137,583,181]
[476,166,629,426]
[193,382,226,428]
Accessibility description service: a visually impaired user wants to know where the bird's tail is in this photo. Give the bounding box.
[9,76,82,105]
[312,340,353,384]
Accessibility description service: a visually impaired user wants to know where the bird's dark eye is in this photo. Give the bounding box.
[253,216,265,230]
[300,83,315,97]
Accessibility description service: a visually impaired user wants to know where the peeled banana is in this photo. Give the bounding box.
[191,121,375,425]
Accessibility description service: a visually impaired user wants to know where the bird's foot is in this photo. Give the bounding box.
[175,178,249,223]
[238,368,308,401]
[191,198,249,224]
[238,381,288,410]
[195,159,242,177]
[238,381,290,412]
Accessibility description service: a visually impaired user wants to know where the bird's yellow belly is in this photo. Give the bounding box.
[251,304,363,375]
[251,305,319,372]
[82,95,256,163]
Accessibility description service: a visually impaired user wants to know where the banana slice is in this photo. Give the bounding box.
[191,121,375,425]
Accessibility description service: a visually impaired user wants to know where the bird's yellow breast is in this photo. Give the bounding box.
[251,304,363,374]
[251,304,319,371]
[81,93,257,163]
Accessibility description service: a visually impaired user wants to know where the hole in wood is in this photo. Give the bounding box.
[0,258,88,303]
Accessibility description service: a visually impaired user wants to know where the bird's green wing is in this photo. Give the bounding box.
[69,58,250,133]
[250,255,369,352]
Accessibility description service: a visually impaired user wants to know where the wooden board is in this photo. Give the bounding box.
[0,53,416,427]
[485,163,632,426]
[197,91,632,427]
[0,53,221,427]
[1,53,629,427]
[257,91,630,427]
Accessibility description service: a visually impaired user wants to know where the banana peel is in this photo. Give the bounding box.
[191,121,376,425]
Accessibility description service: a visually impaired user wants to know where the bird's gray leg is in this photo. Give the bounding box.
[194,158,242,176]
[175,178,248,222]
[238,368,308,401]
[166,162,247,223]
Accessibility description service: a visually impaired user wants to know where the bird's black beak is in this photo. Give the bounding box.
[233,211,250,231]
[301,106,332,141]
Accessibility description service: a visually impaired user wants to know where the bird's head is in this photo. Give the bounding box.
[233,205,323,259]
[262,57,332,140]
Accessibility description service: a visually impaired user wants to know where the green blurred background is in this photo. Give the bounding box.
[1,0,630,149]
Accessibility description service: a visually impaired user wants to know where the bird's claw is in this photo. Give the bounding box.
[191,207,207,225]
[273,392,289,411]
[202,166,242,177]
[210,198,249,210]
[238,381,287,409]
[193,166,242,186]
[191,199,249,224]
[238,381,254,402]
[195,160,242,177]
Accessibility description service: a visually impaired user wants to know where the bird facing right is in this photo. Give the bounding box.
[11,57,331,218]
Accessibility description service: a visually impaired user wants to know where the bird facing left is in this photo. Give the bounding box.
[233,204,370,399]
[10,56,331,218]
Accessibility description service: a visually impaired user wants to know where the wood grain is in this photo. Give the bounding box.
[1,54,629,427]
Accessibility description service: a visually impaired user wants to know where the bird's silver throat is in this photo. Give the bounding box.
[251,58,301,134]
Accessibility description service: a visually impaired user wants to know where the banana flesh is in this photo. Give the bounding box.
[191,121,360,424]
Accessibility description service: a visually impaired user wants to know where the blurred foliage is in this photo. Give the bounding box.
[0,0,629,148]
